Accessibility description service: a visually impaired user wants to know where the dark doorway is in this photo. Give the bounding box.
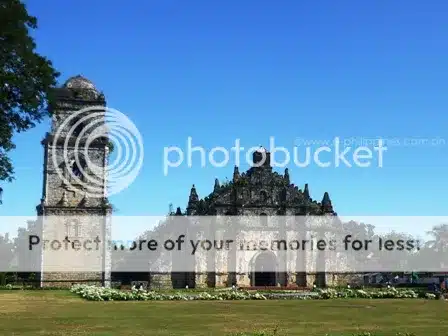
[260,213,268,226]
[315,272,326,288]
[254,252,276,286]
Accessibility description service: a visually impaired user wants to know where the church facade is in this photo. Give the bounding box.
[35,74,343,289]
[163,150,342,289]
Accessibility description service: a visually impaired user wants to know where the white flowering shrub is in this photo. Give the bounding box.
[70,285,267,301]
[315,287,419,299]
[425,293,436,299]
[70,285,432,302]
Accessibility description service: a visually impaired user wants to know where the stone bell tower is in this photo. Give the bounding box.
[36,75,112,288]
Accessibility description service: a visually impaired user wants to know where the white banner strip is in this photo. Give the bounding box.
[0,215,447,273]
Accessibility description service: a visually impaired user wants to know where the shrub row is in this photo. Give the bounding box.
[69,284,439,301]
[314,287,429,299]
[70,284,267,301]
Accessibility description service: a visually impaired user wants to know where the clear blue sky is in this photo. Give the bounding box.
[1,0,448,240]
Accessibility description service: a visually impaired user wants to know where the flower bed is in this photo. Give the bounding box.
[314,287,421,299]
[70,284,440,302]
[70,284,267,301]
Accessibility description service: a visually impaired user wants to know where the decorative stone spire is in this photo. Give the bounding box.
[175,207,182,216]
[79,193,88,207]
[214,178,220,191]
[321,192,333,213]
[189,185,199,203]
[59,191,68,206]
[303,183,310,200]
[252,147,271,168]
[322,192,330,204]
[284,168,290,184]
[187,185,199,215]
[233,166,240,182]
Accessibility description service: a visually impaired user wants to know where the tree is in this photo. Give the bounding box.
[0,0,59,181]
[14,220,39,282]
[0,232,15,285]
[373,231,418,275]
[413,223,448,272]
[341,220,376,269]
[426,223,448,252]
[0,233,14,268]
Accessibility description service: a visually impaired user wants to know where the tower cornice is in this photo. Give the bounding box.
[41,134,109,147]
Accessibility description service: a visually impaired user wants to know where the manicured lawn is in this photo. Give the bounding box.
[0,290,447,335]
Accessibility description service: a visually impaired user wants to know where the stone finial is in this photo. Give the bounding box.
[63,75,102,100]
[252,147,271,168]
[214,178,220,191]
[321,192,333,213]
[175,207,182,215]
[59,191,68,206]
[63,75,98,92]
[189,185,199,203]
[303,183,310,200]
[322,192,331,205]
[79,193,88,207]
[233,166,240,182]
[284,168,290,184]
[187,185,199,215]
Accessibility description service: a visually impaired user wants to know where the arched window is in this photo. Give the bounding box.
[73,122,84,137]
[69,158,87,182]
[72,115,87,137]
[66,219,81,237]
[295,212,306,231]
[65,222,72,237]
[73,221,80,237]
[59,162,69,182]
[243,189,250,199]
[280,188,287,202]
[260,213,268,226]
[65,219,81,238]
[72,161,83,178]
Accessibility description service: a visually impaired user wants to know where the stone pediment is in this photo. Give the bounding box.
[201,169,310,210]
[185,148,336,216]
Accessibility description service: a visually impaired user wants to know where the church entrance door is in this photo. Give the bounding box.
[253,252,276,286]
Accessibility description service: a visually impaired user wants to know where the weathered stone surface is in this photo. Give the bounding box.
[36,76,112,288]
[41,272,103,288]
[35,79,345,289]
[165,148,344,288]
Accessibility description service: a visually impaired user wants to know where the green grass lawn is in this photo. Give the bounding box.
[0,290,447,335]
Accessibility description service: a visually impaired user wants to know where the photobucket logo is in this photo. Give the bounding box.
[52,106,144,198]
[163,137,387,175]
